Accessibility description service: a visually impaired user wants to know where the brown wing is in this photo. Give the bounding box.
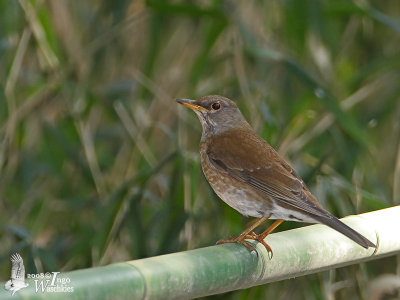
[205,128,332,219]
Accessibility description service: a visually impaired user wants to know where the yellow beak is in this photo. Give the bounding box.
[176,99,207,111]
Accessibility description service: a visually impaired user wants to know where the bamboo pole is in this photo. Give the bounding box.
[2,206,400,300]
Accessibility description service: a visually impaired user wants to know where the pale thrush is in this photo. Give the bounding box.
[177,95,376,256]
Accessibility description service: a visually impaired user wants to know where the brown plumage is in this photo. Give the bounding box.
[177,95,376,256]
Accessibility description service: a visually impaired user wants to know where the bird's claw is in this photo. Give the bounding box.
[216,230,275,259]
[245,231,274,259]
[216,237,256,252]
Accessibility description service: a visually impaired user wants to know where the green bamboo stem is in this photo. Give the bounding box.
[2,206,400,300]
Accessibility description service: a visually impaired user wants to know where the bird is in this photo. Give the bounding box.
[4,253,29,296]
[177,95,376,257]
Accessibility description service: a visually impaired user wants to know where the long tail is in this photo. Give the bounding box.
[315,214,376,249]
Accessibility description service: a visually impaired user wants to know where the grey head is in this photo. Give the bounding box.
[176,95,252,139]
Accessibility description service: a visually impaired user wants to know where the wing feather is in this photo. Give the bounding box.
[10,253,25,282]
[206,129,332,220]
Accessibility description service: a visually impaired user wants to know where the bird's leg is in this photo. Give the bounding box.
[216,216,269,251]
[245,219,284,259]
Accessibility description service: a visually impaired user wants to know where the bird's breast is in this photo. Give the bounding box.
[199,145,271,218]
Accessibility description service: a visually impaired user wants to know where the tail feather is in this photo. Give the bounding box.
[315,215,376,249]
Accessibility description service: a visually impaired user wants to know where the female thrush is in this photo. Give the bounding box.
[177,95,376,256]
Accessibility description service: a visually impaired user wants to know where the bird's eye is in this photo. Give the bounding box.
[211,102,221,111]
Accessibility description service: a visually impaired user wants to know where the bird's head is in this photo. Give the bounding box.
[176,95,250,138]
[4,280,13,290]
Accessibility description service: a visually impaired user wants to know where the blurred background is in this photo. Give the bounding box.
[0,0,399,299]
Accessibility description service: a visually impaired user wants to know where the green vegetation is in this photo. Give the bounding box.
[0,0,399,299]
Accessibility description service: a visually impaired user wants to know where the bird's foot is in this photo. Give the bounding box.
[245,231,273,259]
[216,237,256,252]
